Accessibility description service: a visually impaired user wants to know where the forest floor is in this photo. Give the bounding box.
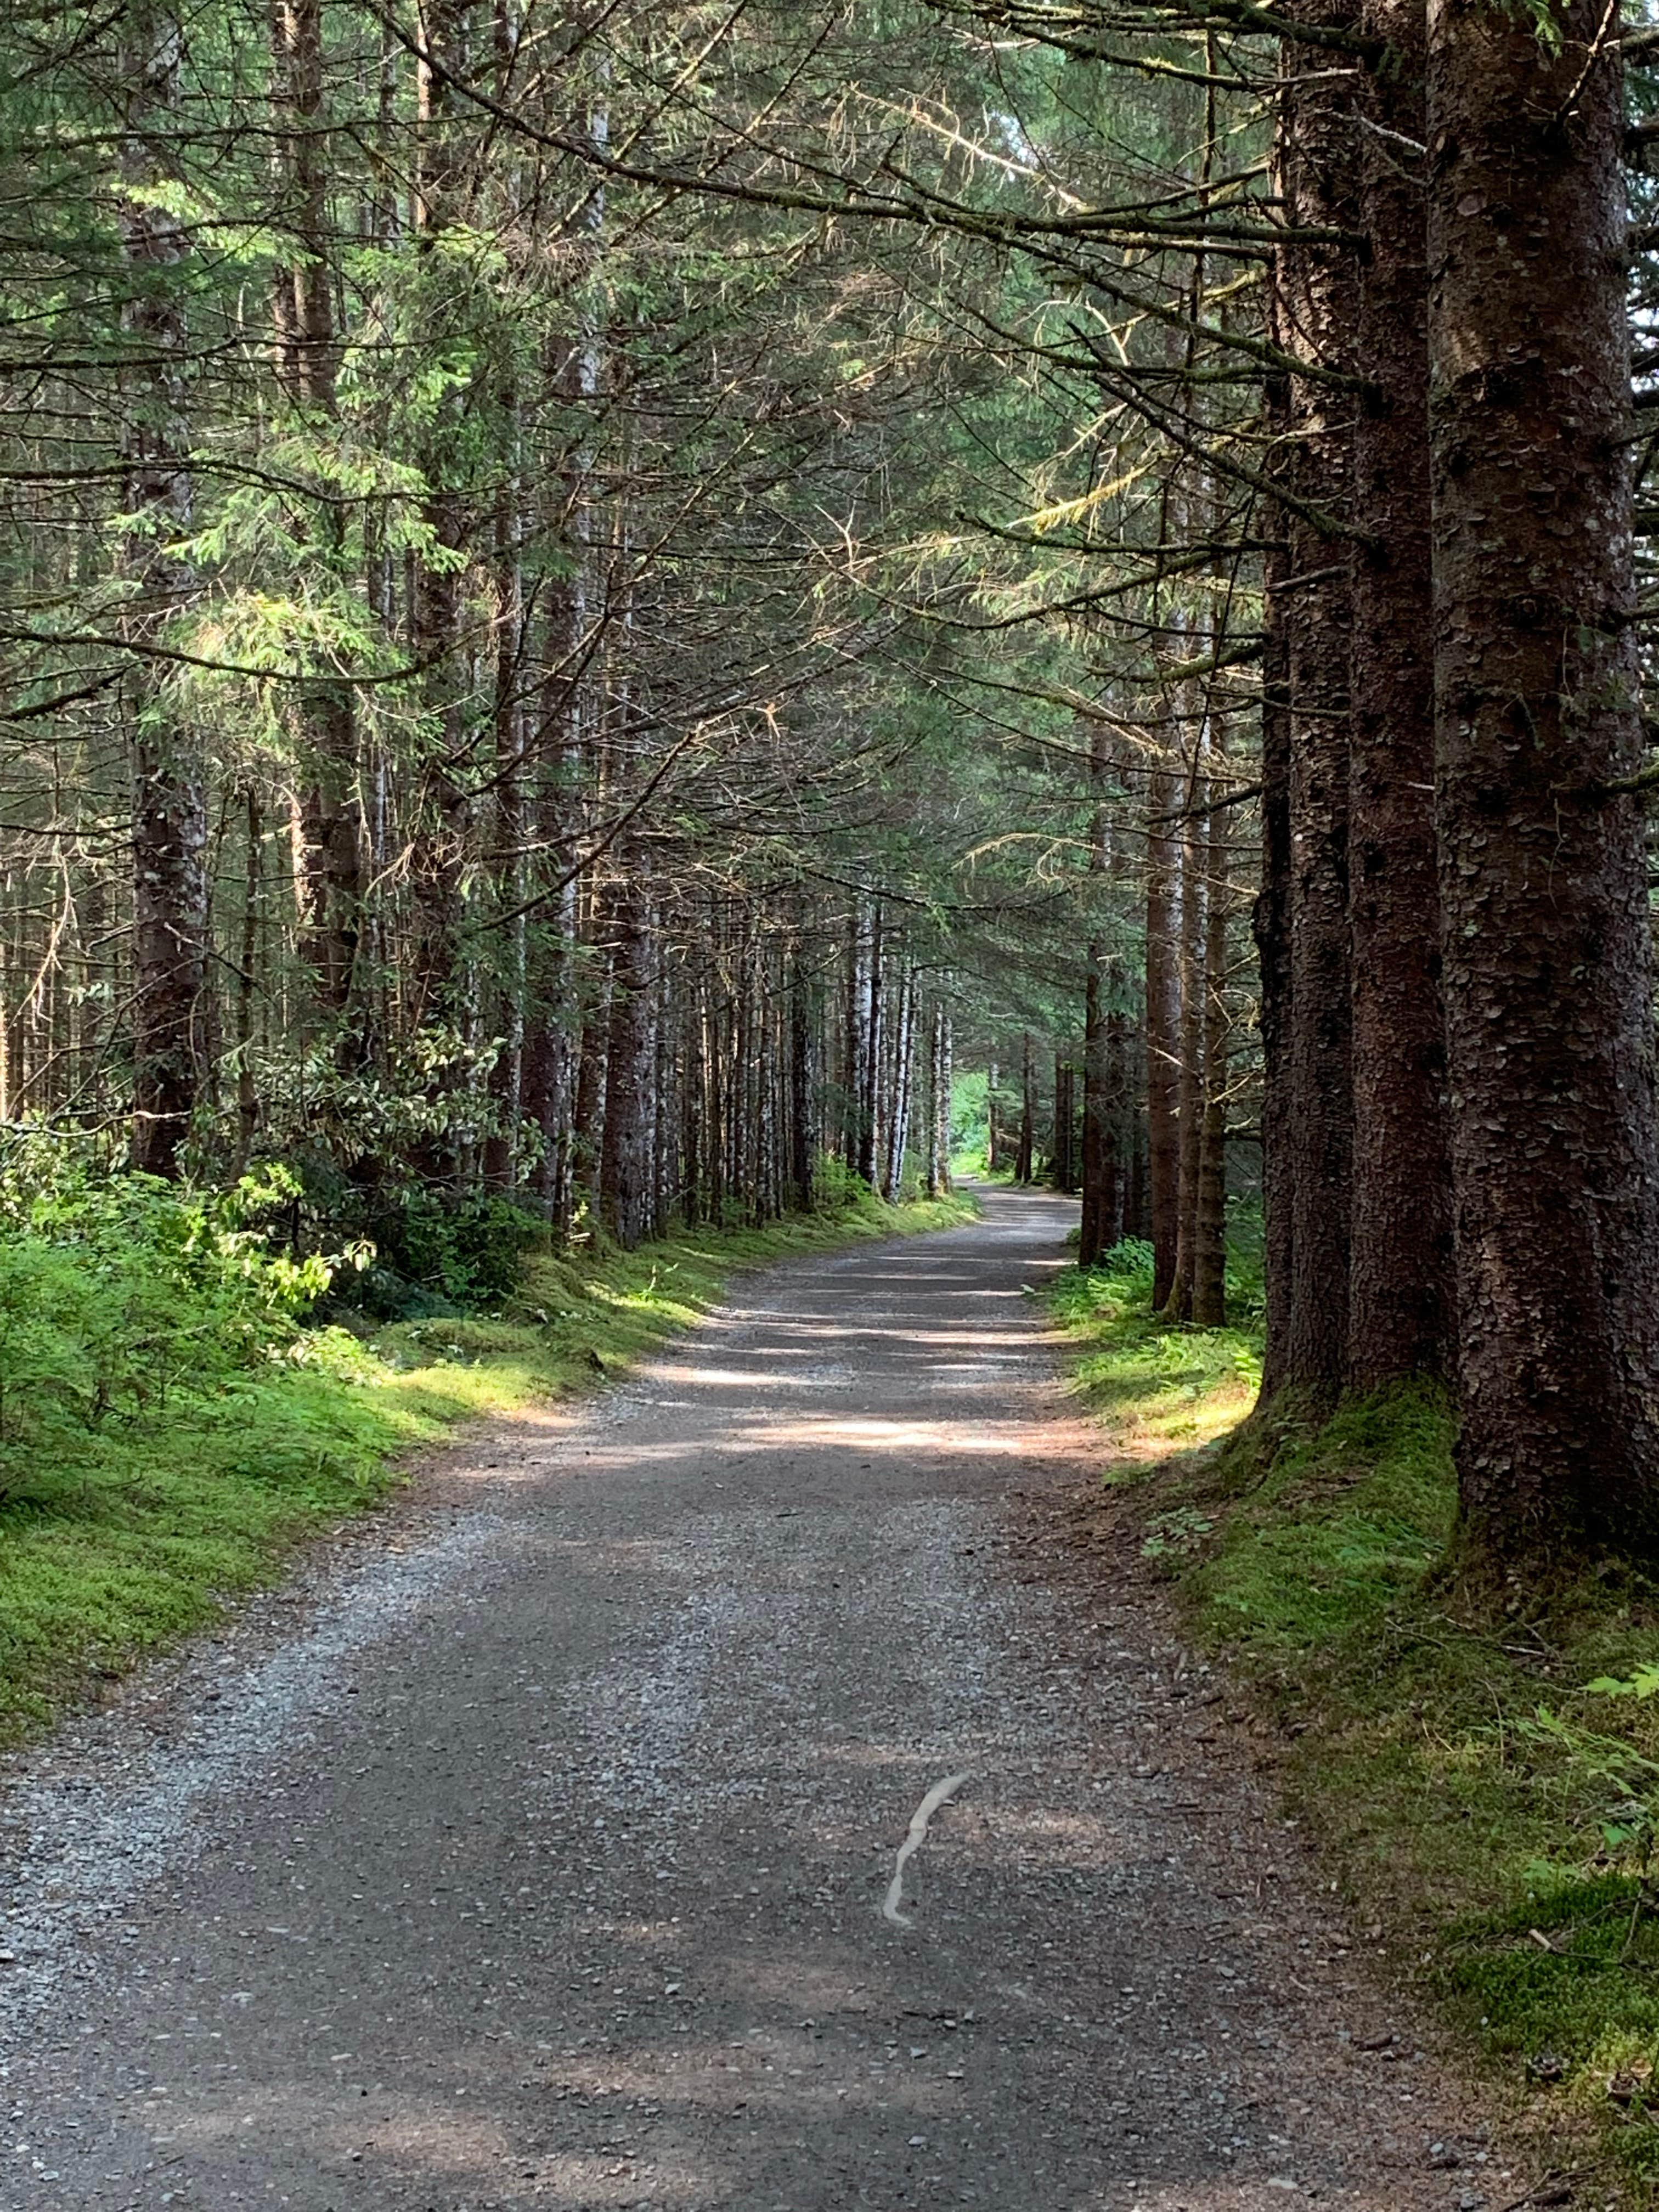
[0,1184,1522,2212]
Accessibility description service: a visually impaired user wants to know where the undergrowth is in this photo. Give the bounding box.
[1053,1248,1659,2204]
[0,1169,971,1743]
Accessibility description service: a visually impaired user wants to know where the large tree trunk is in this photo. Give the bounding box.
[121,0,206,1179]
[1426,0,1659,1560]
[1278,21,1358,1401]
[1347,0,1454,1390]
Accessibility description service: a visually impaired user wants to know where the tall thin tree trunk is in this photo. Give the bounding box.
[1080,952,1110,1264]
[1052,1057,1075,1192]
[270,0,363,1039]
[1255,527,1295,1395]
[857,901,882,1188]
[789,918,814,1212]
[1166,761,1205,1323]
[599,861,652,1250]
[1015,1032,1035,1184]
[1192,747,1229,1328]
[926,997,951,1198]
[233,793,262,1174]
[1145,759,1181,1305]
[1079,730,1122,1266]
[121,0,206,1178]
[572,896,609,1223]
[409,0,474,1110]
[883,960,904,1199]
[883,963,914,1201]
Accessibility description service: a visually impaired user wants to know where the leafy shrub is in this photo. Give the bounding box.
[328,1189,546,1319]
[811,1153,876,1212]
[1095,1235,1156,1285]
[0,1163,333,1493]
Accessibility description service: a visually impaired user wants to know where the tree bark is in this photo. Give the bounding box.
[853,898,881,1187]
[120,0,206,1179]
[1347,0,1454,1389]
[1192,749,1229,1328]
[409,0,475,1077]
[1278,18,1358,1400]
[232,793,262,1175]
[883,960,914,1200]
[1080,732,1125,1267]
[599,863,653,1250]
[1427,0,1659,1560]
[1052,1056,1075,1192]
[1079,950,1112,1266]
[1015,1031,1035,1183]
[270,0,364,1038]
[1165,760,1205,1323]
[927,998,952,1198]
[1145,760,1181,1306]
[1255,402,1296,1396]
[571,898,608,1220]
[789,924,814,1212]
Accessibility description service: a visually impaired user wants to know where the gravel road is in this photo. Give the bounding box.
[0,1186,1515,2212]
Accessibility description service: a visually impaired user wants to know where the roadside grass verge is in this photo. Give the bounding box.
[0,1185,973,1745]
[1053,1247,1659,2200]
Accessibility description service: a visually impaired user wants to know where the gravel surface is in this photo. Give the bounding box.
[0,1186,1517,2211]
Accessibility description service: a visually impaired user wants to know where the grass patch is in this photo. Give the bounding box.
[1052,1251,1659,2199]
[1051,1239,1262,1465]
[0,1184,973,1744]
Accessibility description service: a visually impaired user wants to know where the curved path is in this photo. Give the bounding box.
[1,1187,1506,2211]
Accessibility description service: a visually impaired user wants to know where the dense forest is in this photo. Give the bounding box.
[0,0,1655,1582]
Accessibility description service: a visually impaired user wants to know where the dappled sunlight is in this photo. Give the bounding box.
[168,2085,516,2175]
[1090,1372,1258,1465]
[634,1362,850,1391]
[737,1412,1087,1457]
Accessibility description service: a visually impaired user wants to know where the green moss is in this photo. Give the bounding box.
[0,1187,974,1742]
[1186,1381,1455,1656]
[1052,1257,1659,2199]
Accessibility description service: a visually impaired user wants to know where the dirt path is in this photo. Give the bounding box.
[0,1186,1512,2212]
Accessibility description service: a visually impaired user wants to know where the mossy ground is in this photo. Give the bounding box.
[1053,1250,1659,2202]
[0,1187,972,1745]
